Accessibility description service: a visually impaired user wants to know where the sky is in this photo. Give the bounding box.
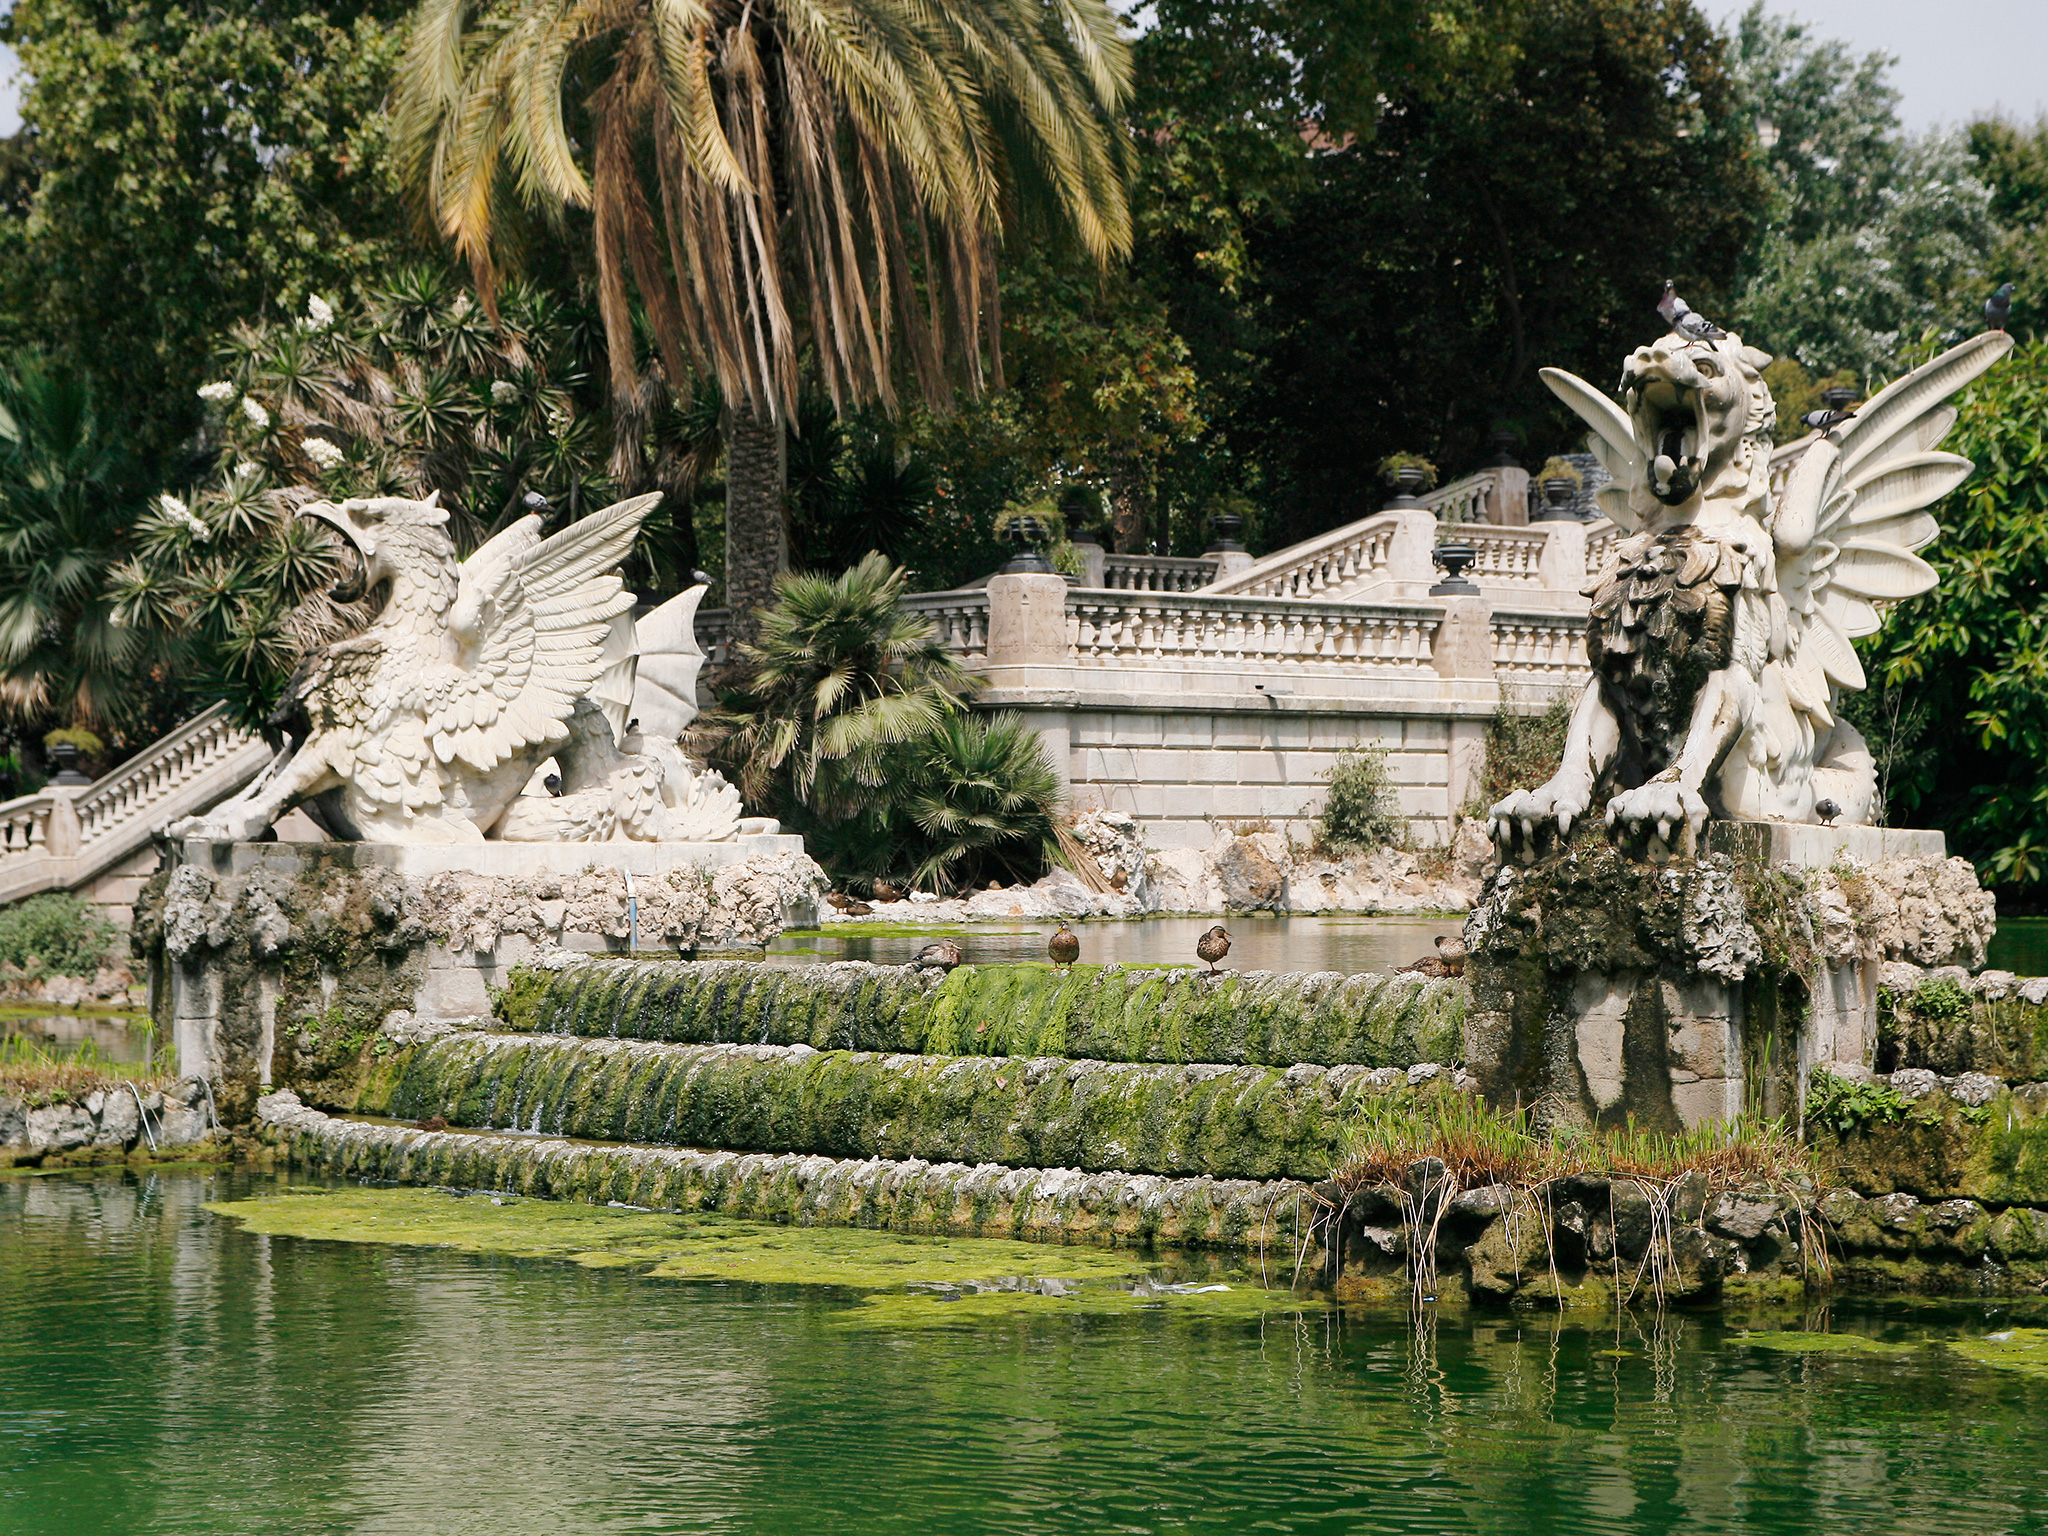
[0,1,2040,137]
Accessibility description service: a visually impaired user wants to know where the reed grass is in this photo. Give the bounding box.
[0,1037,166,1109]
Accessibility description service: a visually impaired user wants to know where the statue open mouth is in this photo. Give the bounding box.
[328,539,367,604]
[1630,375,1708,506]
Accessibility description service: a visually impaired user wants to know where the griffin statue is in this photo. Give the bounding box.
[1490,322,2012,855]
[171,491,746,845]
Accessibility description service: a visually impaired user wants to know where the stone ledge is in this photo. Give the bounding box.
[179,833,807,880]
[1704,821,1946,867]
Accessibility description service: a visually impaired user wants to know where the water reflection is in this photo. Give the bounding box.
[0,1007,155,1067]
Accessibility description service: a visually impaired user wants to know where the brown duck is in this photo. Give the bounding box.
[1048,922,1081,968]
[914,940,963,972]
[1196,924,1232,973]
[1397,934,1465,979]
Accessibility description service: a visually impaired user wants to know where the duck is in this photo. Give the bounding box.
[826,891,858,911]
[914,940,963,972]
[1397,935,1465,979]
[1195,924,1232,974]
[1048,922,1081,968]
[873,879,906,903]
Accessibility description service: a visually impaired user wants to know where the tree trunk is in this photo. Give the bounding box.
[1108,452,1147,554]
[722,399,788,652]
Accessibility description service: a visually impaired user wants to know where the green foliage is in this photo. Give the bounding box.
[1535,457,1583,487]
[1967,115,2048,341]
[0,0,421,459]
[1316,744,1403,856]
[1855,338,2048,886]
[1909,976,1974,1023]
[0,892,119,979]
[104,272,691,725]
[41,727,103,757]
[707,554,975,825]
[1376,454,1439,490]
[892,714,1065,895]
[1804,1069,1907,1136]
[0,354,178,738]
[1469,697,1574,814]
[1728,6,1995,377]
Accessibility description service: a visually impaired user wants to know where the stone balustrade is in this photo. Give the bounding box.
[1211,511,1411,600]
[1099,554,1220,592]
[1489,608,1592,687]
[0,702,270,908]
[901,590,991,661]
[1446,522,1548,586]
[1066,591,1442,671]
[1428,468,1501,526]
[1584,518,1621,572]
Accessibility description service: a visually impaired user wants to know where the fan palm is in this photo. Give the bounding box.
[898,710,1063,892]
[0,357,166,734]
[711,551,972,819]
[395,0,1134,636]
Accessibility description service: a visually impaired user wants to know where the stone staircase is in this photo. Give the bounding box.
[0,703,269,912]
[258,957,1466,1265]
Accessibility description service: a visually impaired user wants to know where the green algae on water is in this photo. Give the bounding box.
[205,1185,1320,1325]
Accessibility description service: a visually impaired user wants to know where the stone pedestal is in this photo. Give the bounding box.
[141,836,826,1110]
[1462,824,1993,1131]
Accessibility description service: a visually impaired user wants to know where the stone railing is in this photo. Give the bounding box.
[1428,468,1501,526]
[1443,522,1549,587]
[1065,591,1442,671]
[0,702,270,905]
[1490,608,1591,686]
[1099,554,1220,592]
[1207,510,1410,600]
[1584,517,1621,572]
[901,590,991,661]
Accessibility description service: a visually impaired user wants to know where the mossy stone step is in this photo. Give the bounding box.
[358,1030,1438,1184]
[499,956,1462,1070]
[258,1090,1319,1257]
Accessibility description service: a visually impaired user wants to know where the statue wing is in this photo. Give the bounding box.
[429,494,661,771]
[628,585,711,741]
[1541,366,1645,533]
[1771,331,2013,723]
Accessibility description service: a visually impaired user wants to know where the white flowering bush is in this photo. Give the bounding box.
[301,436,345,470]
[240,396,270,430]
[196,380,235,403]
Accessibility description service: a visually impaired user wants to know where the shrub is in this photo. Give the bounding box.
[1376,452,1439,490]
[1467,696,1573,814]
[0,892,120,978]
[1317,744,1403,855]
[1805,1069,1908,1134]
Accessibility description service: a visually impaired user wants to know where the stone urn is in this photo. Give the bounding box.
[1385,465,1432,509]
[1429,542,1480,596]
[1532,476,1580,522]
[1205,507,1246,553]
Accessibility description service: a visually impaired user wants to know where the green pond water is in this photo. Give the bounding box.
[767,913,1468,975]
[9,1171,2048,1535]
[1989,914,2048,976]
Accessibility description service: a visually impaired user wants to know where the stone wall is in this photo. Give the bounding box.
[1,1078,219,1167]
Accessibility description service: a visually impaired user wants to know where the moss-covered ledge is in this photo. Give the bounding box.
[497,955,1463,1070]
[351,1030,1446,1183]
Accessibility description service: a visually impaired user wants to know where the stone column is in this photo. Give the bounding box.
[1386,507,1441,592]
[1207,548,1255,582]
[1070,536,1108,589]
[42,786,82,859]
[1537,518,1588,593]
[986,573,1072,669]
[1488,467,1531,527]
[1431,596,1497,682]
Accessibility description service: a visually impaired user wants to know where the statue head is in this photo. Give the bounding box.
[1619,332,1775,516]
[300,493,455,603]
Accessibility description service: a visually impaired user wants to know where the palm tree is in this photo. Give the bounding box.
[709,551,972,821]
[0,356,165,735]
[395,0,1134,638]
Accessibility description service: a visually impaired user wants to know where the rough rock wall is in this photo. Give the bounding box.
[0,1079,218,1166]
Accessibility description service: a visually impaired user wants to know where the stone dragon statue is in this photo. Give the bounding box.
[1490,322,2012,854]
[171,491,745,845]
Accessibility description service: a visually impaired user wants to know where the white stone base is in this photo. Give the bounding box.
[177,832,807,881]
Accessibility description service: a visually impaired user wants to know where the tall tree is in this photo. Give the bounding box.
[395,0,1135,639]
[0,0,421,457]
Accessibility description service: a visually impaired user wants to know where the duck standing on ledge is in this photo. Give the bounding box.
[1049,922,1081,968]
[914,940,963,972]
[1196,924,1232,974]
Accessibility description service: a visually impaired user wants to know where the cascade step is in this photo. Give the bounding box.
[257,1091,1321,1258]
[354,1030,1451,1183]
[507,956,1462,1069]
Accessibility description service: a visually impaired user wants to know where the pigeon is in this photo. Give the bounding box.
[1986,282,2014,332]
[1814,798,1842,825]
[914,940,963,972]
[1803,406,1856,434]
[1657,280,1728,343]
[1048,922,1081,968]
[543,773,563,797]
[1195,924,1232,974]
[690,569,717,588]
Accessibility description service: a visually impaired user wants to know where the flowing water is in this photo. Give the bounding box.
[767,913,1468,975]
[8,1169,2048,1536]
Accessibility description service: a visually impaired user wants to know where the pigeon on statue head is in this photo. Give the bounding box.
[1657,279,1728,344]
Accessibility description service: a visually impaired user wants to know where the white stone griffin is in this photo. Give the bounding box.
[171,492,746,845]
[1490,326,2011,853]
